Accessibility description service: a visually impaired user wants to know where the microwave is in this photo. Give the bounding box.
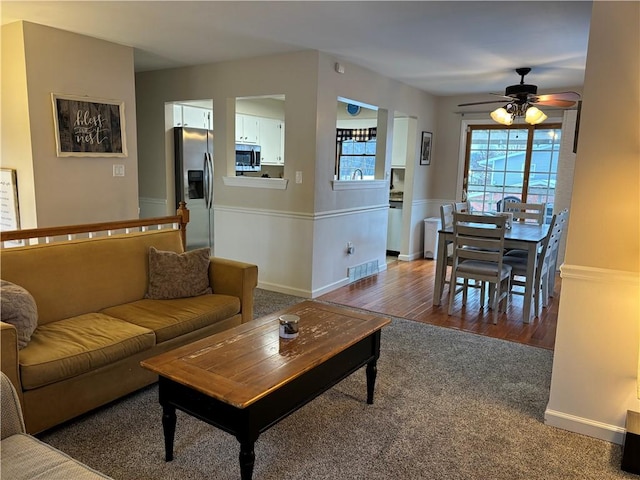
[235,144,261,172]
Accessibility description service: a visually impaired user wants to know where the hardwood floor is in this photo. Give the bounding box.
[318,257,559,350]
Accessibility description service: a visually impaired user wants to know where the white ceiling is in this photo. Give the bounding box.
[1,1,593,96]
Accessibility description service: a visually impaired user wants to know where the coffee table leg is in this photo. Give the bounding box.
[162,404,177,461]
[239,441,255,480]
[366,360,377,404]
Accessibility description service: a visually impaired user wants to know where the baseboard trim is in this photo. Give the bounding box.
[312,261,388,297]
[398,251,424,262]
[311,278,350,298]
[544,408,626,445]
[257,281,310,299]
[257,261,389,299]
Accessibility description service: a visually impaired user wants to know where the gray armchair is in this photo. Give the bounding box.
[0,371,24,440]
[1,372,112,479]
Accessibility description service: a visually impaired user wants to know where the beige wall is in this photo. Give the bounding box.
[136,51,437,295]
[1,22,36,228]
[563,10,639,273]
[136,52,321,214]
[1,21,139,227]
[545,0,640,444]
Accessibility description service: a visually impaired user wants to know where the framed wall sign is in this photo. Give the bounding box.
[420,131,433,165]
[52,93,127,157]
[0,168,20,232]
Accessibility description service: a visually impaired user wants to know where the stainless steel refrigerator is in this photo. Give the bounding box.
[174,127,214,250]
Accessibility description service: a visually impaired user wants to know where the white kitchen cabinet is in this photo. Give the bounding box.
[391,117,408,168]
[235,114,260,144]
[259,117,284,165]
[182,105,212,129]
[173,104,184,127]
[173,105,212,129]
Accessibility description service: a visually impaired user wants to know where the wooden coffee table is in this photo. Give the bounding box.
[140,300,391,479]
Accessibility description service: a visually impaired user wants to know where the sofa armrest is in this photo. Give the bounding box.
[1,371,25,439]
[1,322,23,405]
[209,258,258,323]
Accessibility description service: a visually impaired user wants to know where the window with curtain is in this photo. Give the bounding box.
[463,123,561,222]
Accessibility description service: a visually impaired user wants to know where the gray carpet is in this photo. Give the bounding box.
[39,289,634,479]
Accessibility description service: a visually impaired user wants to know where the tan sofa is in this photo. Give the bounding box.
[0,228,258,434]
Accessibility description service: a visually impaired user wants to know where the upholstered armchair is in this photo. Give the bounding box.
[0,372,112,479]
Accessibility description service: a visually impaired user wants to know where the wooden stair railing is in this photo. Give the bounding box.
[1,202,190,250]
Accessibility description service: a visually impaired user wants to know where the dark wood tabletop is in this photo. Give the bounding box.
[439,221,549,244]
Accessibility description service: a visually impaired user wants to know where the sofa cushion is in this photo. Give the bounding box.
[101,294,241,343]
[19,314,156,391]
[146,247,212,300]
[1,433,112,479]
[1,280,38,350]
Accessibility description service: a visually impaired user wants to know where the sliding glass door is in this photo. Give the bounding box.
[463,124,561,222]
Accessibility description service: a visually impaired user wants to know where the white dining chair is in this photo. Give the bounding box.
[497,196,520,213]
[447,213,511,324]
[502,213,561,318]
[547,208,569,297]
[440,203,455,231]
[453,201,470,213]
[504,202,546,224]
[440,203,484,301]
[502,201,547,258]
[439,203,456,287]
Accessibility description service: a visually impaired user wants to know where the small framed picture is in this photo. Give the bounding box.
[420,131,433,165]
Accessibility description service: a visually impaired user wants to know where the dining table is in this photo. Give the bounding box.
[432,220,550,323]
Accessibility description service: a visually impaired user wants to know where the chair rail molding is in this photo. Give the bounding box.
[560,264,640,285]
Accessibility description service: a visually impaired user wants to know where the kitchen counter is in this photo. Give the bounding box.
[389,191,404,203]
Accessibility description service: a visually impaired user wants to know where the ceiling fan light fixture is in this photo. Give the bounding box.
[490,107,514,126]
[459,68,578,125]
[525,106,547,125]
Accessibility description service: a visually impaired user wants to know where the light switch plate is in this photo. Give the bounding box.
[295,171,302,184]
[113,164,125,177]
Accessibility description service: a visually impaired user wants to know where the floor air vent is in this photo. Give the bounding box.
[348,260,379,283]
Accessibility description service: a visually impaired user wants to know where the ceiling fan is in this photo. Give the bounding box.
[458,67,580,125]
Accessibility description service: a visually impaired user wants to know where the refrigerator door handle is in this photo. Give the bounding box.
[208,152,214,208]
[204,152,213,209]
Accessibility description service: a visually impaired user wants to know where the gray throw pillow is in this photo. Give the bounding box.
[145,247,213,300]
[0,280,38,349]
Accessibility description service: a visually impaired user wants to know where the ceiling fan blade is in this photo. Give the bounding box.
[458,99,508,107]
[535,91,581,102]
[460,90,580,109]
[533,98,577,108]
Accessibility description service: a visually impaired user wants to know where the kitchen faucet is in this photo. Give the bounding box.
[351,168,363,180]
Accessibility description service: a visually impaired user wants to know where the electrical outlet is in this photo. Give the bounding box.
[347,242,354,255]
[295,171,303,184]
